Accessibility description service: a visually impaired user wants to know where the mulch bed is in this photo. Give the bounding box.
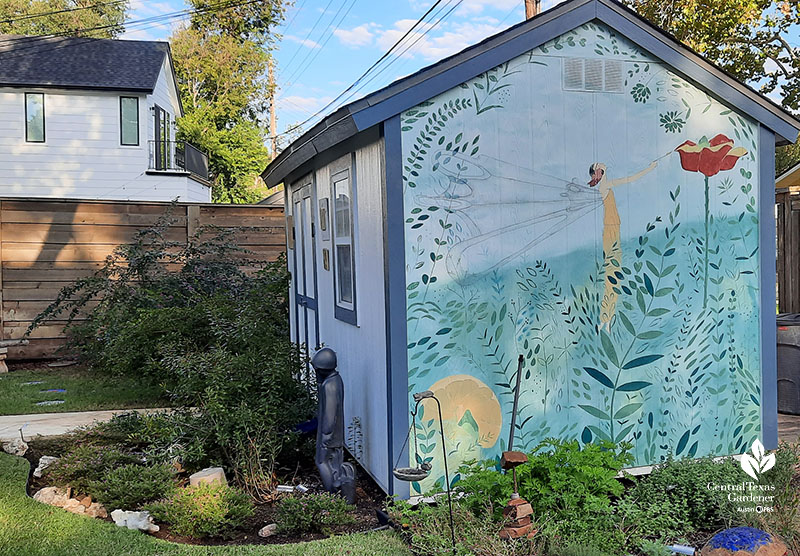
[23,442,388,547]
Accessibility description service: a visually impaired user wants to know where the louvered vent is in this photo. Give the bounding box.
[562,58,625,93]
[563,58,583,90]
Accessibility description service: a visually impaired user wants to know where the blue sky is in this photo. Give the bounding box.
[123,0,560,143]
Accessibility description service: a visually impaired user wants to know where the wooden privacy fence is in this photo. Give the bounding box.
[0,198,285,360]
[777,189,800,313]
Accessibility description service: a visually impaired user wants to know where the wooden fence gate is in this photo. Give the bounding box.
[0,198,285,360]
[777,190,800,313]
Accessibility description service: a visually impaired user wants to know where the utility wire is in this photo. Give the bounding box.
[0,0,263,59]
[279,0,309,36]
[278,0,337,78]
[0,0,126,26]
[279,0,360,95]
[332,0,462,110]
[273,0,449,140]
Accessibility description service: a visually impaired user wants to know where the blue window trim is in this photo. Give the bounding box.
[331,154,358,326]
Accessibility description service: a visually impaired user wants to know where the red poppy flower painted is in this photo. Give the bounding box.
[675,134,748,177]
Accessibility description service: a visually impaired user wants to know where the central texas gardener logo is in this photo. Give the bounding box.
[740,439,775,480]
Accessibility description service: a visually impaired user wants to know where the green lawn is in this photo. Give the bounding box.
[0,453,410,556]
[0,366,169,415]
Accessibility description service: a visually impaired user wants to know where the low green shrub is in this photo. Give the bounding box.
[622,455,745,537]
[92,463,176,511]
[389,499,533,556]
[549,544,614,556]
[146,483,254,539]
[44,444,139,496]
[755,442,800,554]
[276,492,355,535]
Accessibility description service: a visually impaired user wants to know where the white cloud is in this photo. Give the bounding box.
[375,18,511,61]
[456,0,520,15]
[284,34,321,49]
[334,24,376,47]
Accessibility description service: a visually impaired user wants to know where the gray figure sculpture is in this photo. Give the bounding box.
[312,348,356,504]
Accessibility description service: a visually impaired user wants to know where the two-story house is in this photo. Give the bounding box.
[0,34,210,202]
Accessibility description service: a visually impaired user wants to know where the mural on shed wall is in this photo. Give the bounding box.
[400,21,762,494]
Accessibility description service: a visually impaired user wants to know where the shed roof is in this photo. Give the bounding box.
[777,162,800,190]
[263,0,800,187]
[0,34,171,93]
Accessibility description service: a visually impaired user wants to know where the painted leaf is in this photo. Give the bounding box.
[579,404,611,421]
[614,403,642,420]
[622,354,663,369]
[616,381,652,392]
[458,409,479,434]
[584,367,614,389]
[581,426,593,444]
[675,430,690,455]
[600,331,619,367]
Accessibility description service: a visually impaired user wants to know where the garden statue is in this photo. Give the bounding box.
[312,347,356,504]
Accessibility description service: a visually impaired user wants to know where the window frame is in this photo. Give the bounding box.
[330,155,358,325]
[24,92,45,143]
[119,96,139,146]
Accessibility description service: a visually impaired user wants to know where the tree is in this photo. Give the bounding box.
[623,0,800,110]
[171,1,283,203]
[0,0,128,38]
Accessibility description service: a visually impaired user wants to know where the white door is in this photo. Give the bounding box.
[291,184,320,354]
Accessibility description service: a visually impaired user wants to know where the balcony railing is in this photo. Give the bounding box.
[148,140,209,182]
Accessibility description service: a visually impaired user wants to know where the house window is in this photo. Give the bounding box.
[25,93,44,142]
[331,164,357,324]
[120,97,139,146]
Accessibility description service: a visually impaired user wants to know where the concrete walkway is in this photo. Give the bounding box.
[0,408,169,442]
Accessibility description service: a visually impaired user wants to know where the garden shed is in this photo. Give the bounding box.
[263,0,800,497]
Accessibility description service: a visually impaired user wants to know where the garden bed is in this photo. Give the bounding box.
[24,432,387,548]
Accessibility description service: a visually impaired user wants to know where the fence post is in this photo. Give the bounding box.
[187,205,200,240]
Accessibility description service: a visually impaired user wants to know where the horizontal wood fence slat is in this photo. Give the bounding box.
[0,198,285,360]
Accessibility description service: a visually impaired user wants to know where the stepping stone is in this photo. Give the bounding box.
[21,381,44,386]
[47,360,77,368]
[35,400,64,406]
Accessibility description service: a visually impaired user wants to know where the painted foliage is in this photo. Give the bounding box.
[400,21,762,494]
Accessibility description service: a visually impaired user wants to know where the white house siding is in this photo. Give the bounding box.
[0,58,210,202]
[287,139,389,491]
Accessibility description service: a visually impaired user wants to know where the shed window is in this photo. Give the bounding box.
[331,165,357,324]
[25,93,45,143]
[120,97,139,146]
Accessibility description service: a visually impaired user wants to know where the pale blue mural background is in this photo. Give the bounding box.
[401,21,762,493]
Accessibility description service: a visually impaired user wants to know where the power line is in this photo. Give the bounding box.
[333,0,461,109]
[273,0,450,140]
[279,0,309,36]
[278,0,337,78]
[279,0,360,95]
[0,0,263,59]
[0,0,126,26]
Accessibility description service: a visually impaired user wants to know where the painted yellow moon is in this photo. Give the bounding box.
[428,374,502,449]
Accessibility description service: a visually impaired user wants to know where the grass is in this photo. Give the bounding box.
[0,453,410,556]
[0,366,168,416]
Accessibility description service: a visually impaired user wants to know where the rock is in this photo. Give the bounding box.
[32,487,68,507]
[700,527,787,556]
[500,450,528,470]
[33,456,59,478]
[110,509,160,533]
[63,498,86,515]
[79,495,92,508]
[258,523,278,538]
[2,438,28,457]
[85,503,108,519]
[189,466,227,487]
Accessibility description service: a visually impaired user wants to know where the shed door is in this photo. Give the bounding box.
[292,184,320,354]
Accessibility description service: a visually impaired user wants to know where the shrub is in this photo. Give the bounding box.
[92,463,176,511]
[276,492,355,535]
[622,455,746,536]
[146,483,254,539]
[30,216,316,499]
[390,499,534,556]
[45,444,139,496]
[756,442,800,553]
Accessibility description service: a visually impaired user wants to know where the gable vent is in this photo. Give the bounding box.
[563,58,624,93]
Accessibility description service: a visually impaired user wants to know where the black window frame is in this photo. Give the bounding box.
[24,92,45,143]
[330,154,358,325]
[119,96,139,146]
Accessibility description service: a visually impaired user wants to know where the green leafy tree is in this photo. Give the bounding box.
[0,0,128,37]
[171,1,283,203]
[623,0,800,169]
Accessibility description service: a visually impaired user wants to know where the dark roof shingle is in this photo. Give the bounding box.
[0,34,169,92]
